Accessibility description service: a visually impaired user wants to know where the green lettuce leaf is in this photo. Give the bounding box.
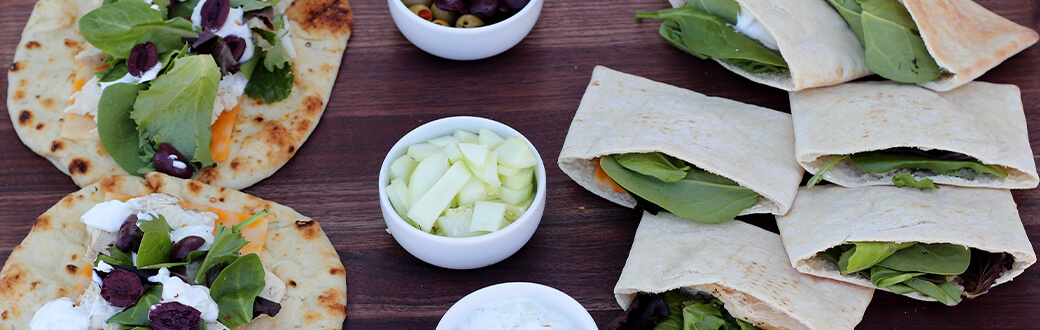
[850,151,1006,178]
[135,214,174,268]
[96,61,128,82]
[244,57,294,104]
[107,284,163,326]
[877,243,971,275]
[656,290,761,330]
[826,0,864,40]
[210,253,266,328]
[252,28,292,71]
[600,155,759,223]
[131,55,220,170]
[615,153,690,183]
[231,0,282,11]
[195,210,268,284]
[682,301,730,330]
[169,0,201,20]
[94,247,135,267]
[892,173,939,190]
[869,266,925,288]
[138,249,208,270]
[79,0,195,58]
[830,242,970,305]
[837,241,915,274]
[902,277,963,306]
[97,82,150,176]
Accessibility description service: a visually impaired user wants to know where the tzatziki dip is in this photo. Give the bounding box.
[456,296,572,330]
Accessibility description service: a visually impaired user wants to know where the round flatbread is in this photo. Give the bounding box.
[7,0,353,190]
[0,172,347,328]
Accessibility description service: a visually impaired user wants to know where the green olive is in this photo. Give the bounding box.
[429,5,459,26]
[401,0,432,6]
[432,19,450,26]
[408,4,433,21]
[455,14,484,28]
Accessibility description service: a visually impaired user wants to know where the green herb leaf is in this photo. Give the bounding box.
[252,28,291,71]
[877,243,971,275]
[849,151,1007,178]
[94,247,135,267]
[244,58,294,104]
[681,300,730,330]
[869,266,925,288]
[138,249,208,270]
[600,155,759,223]
[837,241,916,274]
[79,0,195,58]
[231,0,282,11]
[826,0,864,40]
[97,82,150,176]
[135,214,174,268]
[132,55,220,170]
[806,155,849,188]
[892,173,939,190]
[614,153,690,183]
[636,7,788,74]
[107,284,163,326]
[96,61,129,82]
[194,210,267,284]
[847,0,943,83]
[685,0,739,24]
[210,253,266,328]
[169,0,201,20]
[902,277,964,306]
[655,290,761,330]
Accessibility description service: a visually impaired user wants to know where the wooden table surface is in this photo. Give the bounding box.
[2,0,1039,328]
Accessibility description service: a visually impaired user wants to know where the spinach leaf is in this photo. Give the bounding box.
[877,243,971,275]
[135,214,174,268]
[636,7,787,74]
[138,250,208,270]
[97,83,150,176]
[826,0,864,40]
[869,266,925,288]
[828,0,943,83]
[892,173,939,190]
[210,253,266,328]
[655,290,692,330]
[600,155,759,223]
[169,0,201,20]
[195,210,268,283]
[79,0,195,58]
[239,47,262,80]
[244,57,294,104]
[95,247,135,267]
[837,241,915,274]
[681,300,730,330]
[96,61,129,82]
[614,153,690,183]
[903,277,963,306]
[107,284,163,326]
[685,0,739,24]
[231,0,282,12]
[806,155,848,188]
[132,55,220,171]
[849,151,1007,179]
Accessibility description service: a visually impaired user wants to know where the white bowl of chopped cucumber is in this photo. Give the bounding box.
[379,116,546,269]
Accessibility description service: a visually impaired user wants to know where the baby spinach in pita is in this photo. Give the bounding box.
[98,83,150,175]
[826,242,970,305]
[614,153,690,182]
[826,0,944,83]
[79,0,196,58]
[210,253,267,327]
[636,0,788,74]
[196,210,268,284]
[807,149,1006,189]
[609,290,759,330]
[600,153,759,223]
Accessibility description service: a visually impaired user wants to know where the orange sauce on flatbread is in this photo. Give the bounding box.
[593,157,627,194]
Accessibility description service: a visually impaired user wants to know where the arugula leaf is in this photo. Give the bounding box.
[195,210,268,284]
[850,151,1007,178]
[107,284,163,326]
[79,0,195,58]
[892,173,939,190]
[636,6,788,74]
[210,253,267,328]
[826,0,864,40]
[614,153,690,183]
[95,247,135,267]
[902,277,963,306]
[837,241,915,274]
[231,0,282,11]
[806,155,848,188]
[135,214,174,268]
[97,83,150,176]
[877,243,971,275]
[132,55,220,170]
[244,58,294,104]
[600,155,759,223]
[138,249,208,270]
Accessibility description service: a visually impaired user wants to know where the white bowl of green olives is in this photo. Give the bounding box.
[388,0,543,60]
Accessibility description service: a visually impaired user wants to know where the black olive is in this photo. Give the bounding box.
[153,143,193,179]
[115,214,144,252]
[223,35,247,61]
[200,0,231,32]
[127,42,158,78]
[170,236,206,261]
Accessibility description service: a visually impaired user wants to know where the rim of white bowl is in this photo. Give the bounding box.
[389,0,543,34]
[436,282,597,330]
[378,116,547,244]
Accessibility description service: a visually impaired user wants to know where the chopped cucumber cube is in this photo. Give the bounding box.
[472,152,501,186]
[453,129,479,144]
[407,143,442,161]
[456,177,491,206]
[427,135,460,148]
[497,165,520,177]
[501,167,534,190]
[494,137,538,169]
[389,155,418,182]
[407,162,474,232]
[478,128,505,149]
[499,184,534,205]
[408,153,449,205]
[442,143,463,162]
[470,201,507,233]
[436,207,479,238]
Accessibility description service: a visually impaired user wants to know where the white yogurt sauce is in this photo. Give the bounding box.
[734,8,779,50]
[97,61,163,92]
[149,267,220,322]
[29,298,90,330]
[456,297,572,330]
[81,200,135,232]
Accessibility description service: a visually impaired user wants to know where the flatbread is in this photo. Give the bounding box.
[776,185,1036,302]
[666,0,871,91]
[790,80,1038,189]
[7,0,354,190]
[615,212,874,330]
[558,66,803,217]
[0,173,347,328]
[904,0,1039,91]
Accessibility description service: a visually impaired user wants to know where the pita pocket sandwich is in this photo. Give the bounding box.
[610,212,874,330]
[827,0,1038,91]
[776,185,1036,306]
[559,66,803,224]
[635,0,870,91]
[0,173,347,329]
[792,81,1038,190]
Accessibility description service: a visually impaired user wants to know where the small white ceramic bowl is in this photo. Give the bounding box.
[387,0,543,60]
[378,116,547,269]
[436,282,597,329]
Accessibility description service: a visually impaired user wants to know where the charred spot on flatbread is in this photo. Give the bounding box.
[17,110,32,126]
[187,180,204,195]
[65,264,78,274]
[63,38,79,48]
[12,90,25,101]
[288,280,297,287]
[196,167,220,184]
[40,98,54,108]
[24,41,40,49]
[9,61,21,72]
[287,0,354,36]
[35,123,44,130]
[303,95,323,116]
[68,158,90,175]
[33,215,51,230]
[317,288,347,316]
[50,140,64,152]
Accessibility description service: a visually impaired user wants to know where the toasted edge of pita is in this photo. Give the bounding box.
[791,81,1038,189]
[614,212,874,330]
[904,0,1039,92]
[558,66,803,217]
[775,185,1037,302]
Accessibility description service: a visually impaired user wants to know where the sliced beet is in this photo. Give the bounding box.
[101,269,145,308]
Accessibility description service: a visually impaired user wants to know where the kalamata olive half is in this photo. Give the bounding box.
[127,42,158,78]
[223,35,247,61]
[170,236,206,261]
[200,0,231,32]
[115,214,144,252]
[149,302,201,330]
[153,143,193,179]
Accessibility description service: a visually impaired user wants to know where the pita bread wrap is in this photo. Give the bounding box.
[775,185,1036,302]
[7,0,353,190]
[615,212,874,330]
[791,80,1038,189]
[0,173,347,329]
[558,66,803,217]
[903,0,1039,91]
[663,0,871,91]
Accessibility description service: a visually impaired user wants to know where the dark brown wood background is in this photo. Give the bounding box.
[2,0,1039,328]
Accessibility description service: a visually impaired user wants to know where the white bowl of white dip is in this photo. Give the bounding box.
[436,282,596,329]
